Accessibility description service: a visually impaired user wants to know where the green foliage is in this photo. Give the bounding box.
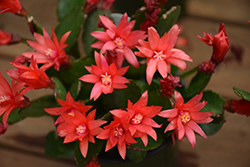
[127,149,147,163]
[57,0,86,21]
[155,6,181,36]
[82,9,111,57]
[52,77,67,100]
[3,109,24,124]
[19,95,57,117]
[55,6,85,52]
[130,135,163,152]
[45,131,75,158]
[233,87,250,101]
[199,90,225,135]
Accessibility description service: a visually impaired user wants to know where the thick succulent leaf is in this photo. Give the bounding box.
[126,149,147,163]
[124,64,146,80]
[69,80,82,100]
[102,80,141,111]
[45,131,75,158]
[60,57,95,85]
[148,89,171,110]
[0,108,24,124]
[19,95,57,117]
[178,72,211,100]
[129,135,163,151]
[199,90,225,135]
[52,77,67,100]
[57,0,86,21]
[155,6,181,36]
[233,87,250,101]
[131,7,146,30]
[82,9,110,57]
[74,139,105,166]
[55,6,85,52]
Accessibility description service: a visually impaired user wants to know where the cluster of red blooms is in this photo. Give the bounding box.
[0,0,236,164]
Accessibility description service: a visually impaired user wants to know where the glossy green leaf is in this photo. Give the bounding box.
[233,87,250,101]
[178,72,211,100]
[74,139,105,166]
[57,0,86,21]
[200,90,225,115]
[26,15,43,34]
[124,64,146,80]
[199,114,225,136]
[55,6,85,52]
[45,131,75,158]
[19,95,57,118]
[82,9,110,57]
[52,77,67,100]
[60,57,95,85]
[199,90,225,135]
[102,80,141,111]
[148,90,171,110]
[130,135,163,151]
[69,80,82,100]
[126,149,147,163]
[132,7,146,30]
[155,6,181,36]
[1,108,25,124]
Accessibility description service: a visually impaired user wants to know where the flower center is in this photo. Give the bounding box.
[67,109,75,117]
[153,51,166,61]
[114,126,124,138]
[45,48,58,59]
[101,72,112,87]
[76,124,87,136]
[179,111,190,124]
[0,95,11,103]
[113,37,127,49]
[131,113,144,125]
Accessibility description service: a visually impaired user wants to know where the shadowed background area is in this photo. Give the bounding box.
[0,0,250,167]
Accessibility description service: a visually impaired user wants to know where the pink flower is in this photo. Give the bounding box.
[0,0,22,14]
[110,91,162,146]
[97,117,137,159]
[58,109,106,158]
[158,91,213,148]
[7,56,52,92]
[135,25,192,85]
[79,52,129,101]
[0,29,11,45]
[0,73,27,124]
[22,28,71,71]
[91,13,147,68]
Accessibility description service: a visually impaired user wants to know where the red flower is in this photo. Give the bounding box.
[158,91,213,148]
[7,56,52,92]
[45,92,93,134]
[22,28,71,71]
[0,123,8,135]
[91,13,147,68]
[0,29,11,45]
[110,91,162,146]
[0,73,27,124]
[97,116,137,159]
[85,160,101,167]
[0,0,22,15]
[135,25,192,85]
[84,0,115,13]
[224,99,250,117]
[58,109,106,158]
[79,52,129,101]
[197,23,230,66]
[159,75,182,98]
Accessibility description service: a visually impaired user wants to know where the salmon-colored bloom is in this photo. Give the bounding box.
[22,28,71,71]
[97,116,137,159]
[58,109,106,158]
[45,92,93,134]
[79,52,129,101]
[0,30,11,45]
[224,99,250,117]
[0,73,27,124]
[0,0,22,14]
[91,13,147,68]
[7,56,52,92]
[158,91,213,148]
[135,25,192,85]
[110,91,162,146]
